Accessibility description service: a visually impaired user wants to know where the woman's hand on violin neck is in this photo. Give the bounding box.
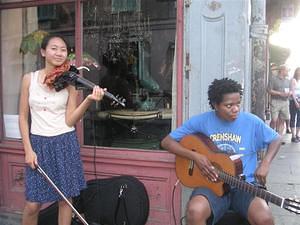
[87,86,106,101]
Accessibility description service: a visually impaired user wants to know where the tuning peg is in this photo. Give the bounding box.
[110,101,118,107]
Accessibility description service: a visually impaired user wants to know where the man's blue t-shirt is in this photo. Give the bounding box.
[169,111,279,183]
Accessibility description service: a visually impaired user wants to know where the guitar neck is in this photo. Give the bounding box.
[218,170,285,208]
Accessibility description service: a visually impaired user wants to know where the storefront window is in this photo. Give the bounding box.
[82,0,176,150]
[1,3,75,139]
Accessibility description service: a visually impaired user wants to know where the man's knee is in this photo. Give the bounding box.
[250,213,274,225]
[248,198,274,225]
[186,196,211,224]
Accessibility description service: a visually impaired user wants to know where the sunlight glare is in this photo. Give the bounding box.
[269,12,300,75]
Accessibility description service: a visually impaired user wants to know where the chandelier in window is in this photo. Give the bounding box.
[103,11,152,44]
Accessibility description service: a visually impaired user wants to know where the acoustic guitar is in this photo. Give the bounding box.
[176,133,300,214]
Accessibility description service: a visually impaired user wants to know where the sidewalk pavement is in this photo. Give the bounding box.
[268,133,300,225]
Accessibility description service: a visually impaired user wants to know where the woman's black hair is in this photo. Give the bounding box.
[208,78,243,109]
[40,33,69,50]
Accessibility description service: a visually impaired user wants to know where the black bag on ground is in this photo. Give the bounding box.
[76,175,150,225]
[215,211,250,225]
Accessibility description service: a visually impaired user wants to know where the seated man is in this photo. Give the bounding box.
[161,78,282,225]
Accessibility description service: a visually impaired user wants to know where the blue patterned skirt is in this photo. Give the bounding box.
[25,131,86,203]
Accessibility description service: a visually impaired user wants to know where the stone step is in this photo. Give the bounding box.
[0,212,21,225]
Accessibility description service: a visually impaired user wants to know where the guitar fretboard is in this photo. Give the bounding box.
[217,169,284,207]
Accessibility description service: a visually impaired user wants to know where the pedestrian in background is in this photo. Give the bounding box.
[289,67,300,142]
[268,64,291,143]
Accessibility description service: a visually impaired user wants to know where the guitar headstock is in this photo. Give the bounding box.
[283,197,300,214]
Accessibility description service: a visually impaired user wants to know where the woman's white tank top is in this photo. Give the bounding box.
[29,71,74,136]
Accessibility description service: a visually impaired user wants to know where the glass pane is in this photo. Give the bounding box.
[1,3,75,139]
[82,0,176,150]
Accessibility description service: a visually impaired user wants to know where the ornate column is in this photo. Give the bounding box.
[250,0,268,120]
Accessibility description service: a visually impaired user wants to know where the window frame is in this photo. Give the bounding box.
[0,0,184,152]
